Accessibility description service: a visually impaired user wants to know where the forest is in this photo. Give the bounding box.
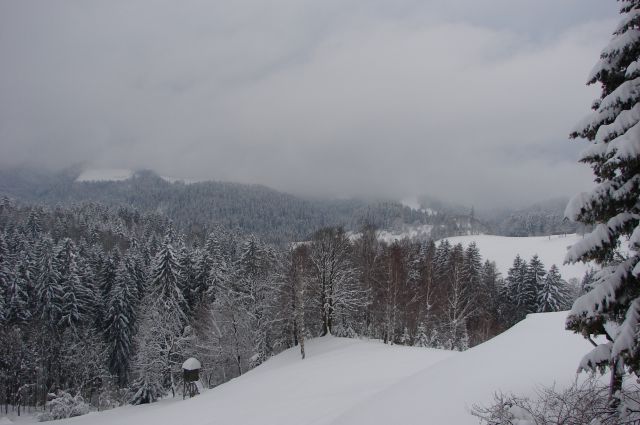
[0,197,575,416]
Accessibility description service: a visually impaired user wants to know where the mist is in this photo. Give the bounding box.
[0,0,618,208]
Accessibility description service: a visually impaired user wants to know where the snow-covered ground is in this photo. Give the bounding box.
[75,168,198,184]
[377,224,434,243]
[75,168,134,182]
[5,312,595,425]
[400,196,435,215]
[444,234,589,281]
[332,312,595,425]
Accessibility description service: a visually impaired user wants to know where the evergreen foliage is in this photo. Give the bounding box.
[565,0,640,409]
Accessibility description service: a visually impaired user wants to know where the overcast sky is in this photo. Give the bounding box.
[0,1,619,208]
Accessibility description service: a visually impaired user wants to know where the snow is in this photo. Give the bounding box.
[443,234,590,281]
[182,357,201,371]
[75,168,199,184]
[332,312,594,425]
[376,224,434,243]
[76,168,134,182]
[400,196,435,215]
[346,224,434,243]
[160,175,200,184]
[400,196,421,210]
[12,313,594,425]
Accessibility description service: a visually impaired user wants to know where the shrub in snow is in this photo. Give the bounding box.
[129,372,165,405]
[38,391,90,422]
[471,377,640,425]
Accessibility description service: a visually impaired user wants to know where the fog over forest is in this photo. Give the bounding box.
[0,0,619,208]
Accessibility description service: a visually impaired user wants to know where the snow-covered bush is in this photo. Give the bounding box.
[470,377,640,425]
[38,391,91,422]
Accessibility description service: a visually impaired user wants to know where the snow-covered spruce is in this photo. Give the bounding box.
[565,0,640,408]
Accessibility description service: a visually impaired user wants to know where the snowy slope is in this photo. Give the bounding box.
[75,168,134,182]
[75,168,197,184]
[444,234,589,281]
[9,313,595,425]
[332,312,595,425]
[14,338,453,425]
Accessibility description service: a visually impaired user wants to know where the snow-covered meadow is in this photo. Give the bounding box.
[444,234,590,281]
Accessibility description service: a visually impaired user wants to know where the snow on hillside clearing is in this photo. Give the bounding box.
[400,196,435,215]
[75,168,198,184]
[444,233,590,281]
[376,224,434,243]
[75,168,133,182]
[9,313,597,425]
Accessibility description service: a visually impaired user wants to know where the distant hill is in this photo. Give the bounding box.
[0,167,443,245]
[0,166,581,244]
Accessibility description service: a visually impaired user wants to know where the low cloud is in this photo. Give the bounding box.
[0,0,618,207]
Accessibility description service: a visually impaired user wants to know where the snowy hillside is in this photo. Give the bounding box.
[75,168,197,184]
[9,313,594,425]
[332,312,595,425]
[75,168,134,182]
[444,234,589,281]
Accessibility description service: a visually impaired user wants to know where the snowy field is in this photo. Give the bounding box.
[444,234,590,281]
[4,312,595,425]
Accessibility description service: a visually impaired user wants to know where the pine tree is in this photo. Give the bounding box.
[149,236,188,322]
[462,242,482,292]
[565,1,640,406]
[57,238,84,329]
[178,244,198,310]
[99,251,119,301]
[0,233,9,323]
[433,240,451,284]
[6,261,31,323]
[502,255,527,324]
[105,260,139,386]
[35,237,63,327]
[524,255,545,313]
[537,264,570,313]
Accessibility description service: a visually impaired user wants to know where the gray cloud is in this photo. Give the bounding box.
[0,0,619,207]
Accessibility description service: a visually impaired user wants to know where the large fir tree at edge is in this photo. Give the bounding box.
[565,0,640,405]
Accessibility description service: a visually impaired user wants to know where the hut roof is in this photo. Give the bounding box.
[182,357,201,371]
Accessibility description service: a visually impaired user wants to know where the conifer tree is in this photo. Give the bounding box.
[149,236,188,322]
[537,264,570,313]
[6,262,31,324]
[523,255,545,313]
[105,260,139,386]
[0,233,9,323]
[57,238,86,329]
[462,242,482,292]
[502,255,526,323]
[565,0,640,406]
[35,237,63,327]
